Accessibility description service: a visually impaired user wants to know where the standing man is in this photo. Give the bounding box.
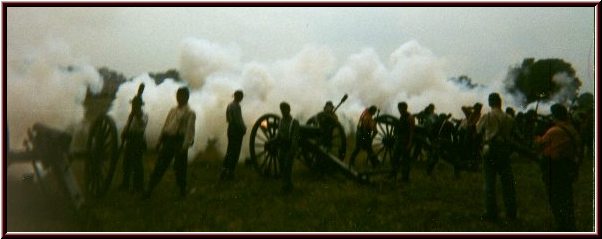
[349,105,379,168]
[460,103,483,170]
[144,87,196,199]
[120,83,148,193]
[535,104,581,231]
[477,93,517,222]
[392,102,415,182]
[221,90,247,181]
[277,102,299,193]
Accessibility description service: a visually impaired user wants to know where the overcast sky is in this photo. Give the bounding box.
[7,7,596,93]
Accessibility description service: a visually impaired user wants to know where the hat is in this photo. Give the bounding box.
[131,96,144,106]
[325,101,334,108]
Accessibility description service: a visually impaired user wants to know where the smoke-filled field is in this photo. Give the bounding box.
[6,7,596,234]
[6,142,595,233]
[5,40,597,234]
[7,38,593,158]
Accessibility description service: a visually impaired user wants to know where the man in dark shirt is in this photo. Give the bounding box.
[316,101,338,152]
[120,83,148,193]
[277,102,299,193]
[392,102,415,182]
[221,90,247,181]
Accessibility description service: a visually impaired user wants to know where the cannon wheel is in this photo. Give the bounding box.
[303,115,347,170]
[349,114,398,173]
[373,115,398,170]
[249,114,281,178]
[86,114,119,198]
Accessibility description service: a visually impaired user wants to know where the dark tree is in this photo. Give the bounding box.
[505,58,582,105]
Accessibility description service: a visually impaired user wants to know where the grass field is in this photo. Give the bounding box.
[61,143,595,233]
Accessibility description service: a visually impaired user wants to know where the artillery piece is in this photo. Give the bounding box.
[247,96,402,183]
[8,114,121,208]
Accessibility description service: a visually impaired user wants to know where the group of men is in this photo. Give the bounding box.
[119,86,300,198]
[119,84,196,199]
[219,90,299,192]
[118,86,582,231]
[342,92,582,231]
[477,93,582,231]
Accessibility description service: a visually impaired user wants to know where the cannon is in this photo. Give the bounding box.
[7,114,120,208]
[404,113,484,176]
[247,97,402,183]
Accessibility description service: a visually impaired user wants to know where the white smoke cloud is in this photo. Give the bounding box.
[179,38,242,89]
[7,40,103,151]
[13,37,520,161]
[550,71,579,104]
[107,38,508,160]
[108,75,184,149]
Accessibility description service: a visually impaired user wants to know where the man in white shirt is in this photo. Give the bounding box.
[476,93,516,222]
[144,87,196,199]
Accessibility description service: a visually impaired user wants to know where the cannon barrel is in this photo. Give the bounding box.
[8,123,72,165]
[31,123,72,153]
[7,123,84,209]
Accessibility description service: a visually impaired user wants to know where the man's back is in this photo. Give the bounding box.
[478,108,513,144]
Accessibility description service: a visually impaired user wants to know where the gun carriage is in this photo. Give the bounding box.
[247,96,403,183]
[8,114,121,208]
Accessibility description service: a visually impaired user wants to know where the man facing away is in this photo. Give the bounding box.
[144,87,196,199]
[535,103,582,231]
[476,92,517,222]
[221,90,247,181]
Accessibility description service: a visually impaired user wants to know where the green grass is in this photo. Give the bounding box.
[75,145,595,232]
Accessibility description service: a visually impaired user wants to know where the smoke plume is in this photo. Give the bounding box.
[10,37,541,160]
[108,38,500,159]
[7,41,103,150]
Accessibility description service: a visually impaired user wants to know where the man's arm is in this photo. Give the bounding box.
[476,113,488,135]
[183,112,196,150]
[233,104,246,133]
[157,109,174,150]
[291,119,300,152]
[407,115,415,150]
